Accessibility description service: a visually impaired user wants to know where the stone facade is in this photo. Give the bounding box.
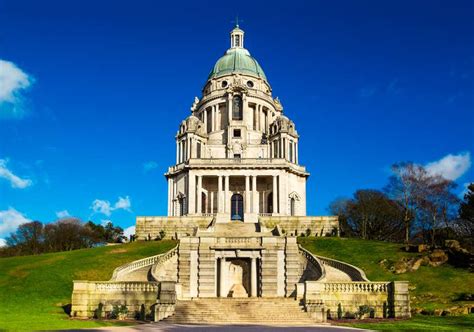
[70,25,410,324]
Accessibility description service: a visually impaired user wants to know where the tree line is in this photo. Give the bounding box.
[330,162,473,250]
[0,218,126,257]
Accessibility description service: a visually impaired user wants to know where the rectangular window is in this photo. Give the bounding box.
[197,142,201,158]
[234,154,241,159]
[233,129,241,138]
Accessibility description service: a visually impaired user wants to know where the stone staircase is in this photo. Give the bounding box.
[163,298,317,325]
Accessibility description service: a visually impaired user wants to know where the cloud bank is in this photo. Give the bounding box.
[0,59,34,119]
[91,196,132,216]
[0,207,31,236]
[425,152,471,181]
[0,159,32,189]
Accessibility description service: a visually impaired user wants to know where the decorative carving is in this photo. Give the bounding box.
[190,96,199,112]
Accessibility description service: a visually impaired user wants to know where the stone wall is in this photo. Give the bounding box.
[259,216,339,237]
[135,216,213,240]
[303,281,410,319]
[135,215,339,240]
[71,281,159,319]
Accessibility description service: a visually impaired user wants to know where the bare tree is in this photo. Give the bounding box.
[385,162,427,245]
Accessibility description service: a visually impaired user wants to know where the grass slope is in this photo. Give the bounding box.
[299,237,474,331]
[0,240,176,331]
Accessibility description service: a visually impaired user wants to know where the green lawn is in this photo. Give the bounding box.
[0,240,176,331]
[299,237,474,331]
[340,315,474,331]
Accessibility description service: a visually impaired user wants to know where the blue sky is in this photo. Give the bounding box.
[0,0,473,242]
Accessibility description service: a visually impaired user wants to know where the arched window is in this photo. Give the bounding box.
[231,194,244,221]
[232,95,243,120]
[290,197,296,216]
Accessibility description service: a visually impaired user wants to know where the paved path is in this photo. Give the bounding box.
[64,323,369,332]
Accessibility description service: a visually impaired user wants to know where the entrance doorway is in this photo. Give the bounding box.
[231,194,244,221]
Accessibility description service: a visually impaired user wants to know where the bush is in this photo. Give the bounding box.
[110,305,128,320]
[159,230,166,240]
[357,305,371,319]
[337,303,343,319]
[305,228,311,237]
[93,303,103,319]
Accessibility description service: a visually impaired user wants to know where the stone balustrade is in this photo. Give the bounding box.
[111,254,163,281]
[151,245,179,281]
[71,281,159,319]
[314,255,369,282]
[298,245,325,281]
[319,281,389,293]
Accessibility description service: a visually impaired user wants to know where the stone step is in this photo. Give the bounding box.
[163,298,316,325]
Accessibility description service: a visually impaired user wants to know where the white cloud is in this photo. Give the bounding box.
[0,59,34,119]
[425,152,471,181]
[123,225,135,239]
[114,196,131,210]
[91,196,132,216]
[143,161,158,172]
[56,210,70,219]
[0,238,6,247]
[0,159,32,189]
[91,199,113,216]
[0,207,31,236]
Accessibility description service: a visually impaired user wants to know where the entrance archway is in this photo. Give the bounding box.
[231,194,244,221]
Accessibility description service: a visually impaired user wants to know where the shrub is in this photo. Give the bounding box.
[159,230,166,240]
[305,228,311,237]
[93,303,103,319]
[139,304,146,321]
[344,311,356,319]
[383,302,388,318]
[337,303,343,319]
[110,305,128,320]
[357,305,371,319]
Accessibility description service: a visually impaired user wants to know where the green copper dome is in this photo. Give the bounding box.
[208,48,267,81]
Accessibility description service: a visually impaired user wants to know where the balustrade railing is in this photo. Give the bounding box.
[111,245,178,281]
[151,245,179,281]
[320,281,389,293]
[94,281,159,292]
[315,255,369,281]
[298,245,325,281]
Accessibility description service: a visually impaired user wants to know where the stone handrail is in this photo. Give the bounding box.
[93,281,159,292]
[314,255,369,282]
[150,245,179,281]
[298,245,326,281]
[111,255,161,281]
[316,281,389,293]
[111,245,178,281]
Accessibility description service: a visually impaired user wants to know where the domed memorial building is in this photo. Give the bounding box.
[71,26,410,325]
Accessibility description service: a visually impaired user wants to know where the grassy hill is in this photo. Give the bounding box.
[0,240,176,331]
[299,237,474,331]
[0,237,472,331]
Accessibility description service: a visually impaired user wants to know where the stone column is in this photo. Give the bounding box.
[167,177,172,216]
[227,94,233,125]
[220,257,226,297]
[203,109,208,132]
[245,176,250,213]
[224,175,230,214]
[211,105,215,132]
[188,174,196,214]
[176,141,179,164]
[196,175,202,214]
[217,176,223,213]
[251,257,257,297]
[210,191,214,214]
[273,175,278,214]
[252,175,259,214]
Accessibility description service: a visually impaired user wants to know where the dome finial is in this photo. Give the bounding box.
[230,17,244,49]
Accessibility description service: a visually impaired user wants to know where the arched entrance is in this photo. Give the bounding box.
[231,193,244,221]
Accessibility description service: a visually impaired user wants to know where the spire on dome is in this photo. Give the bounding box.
[230,17,244,49]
